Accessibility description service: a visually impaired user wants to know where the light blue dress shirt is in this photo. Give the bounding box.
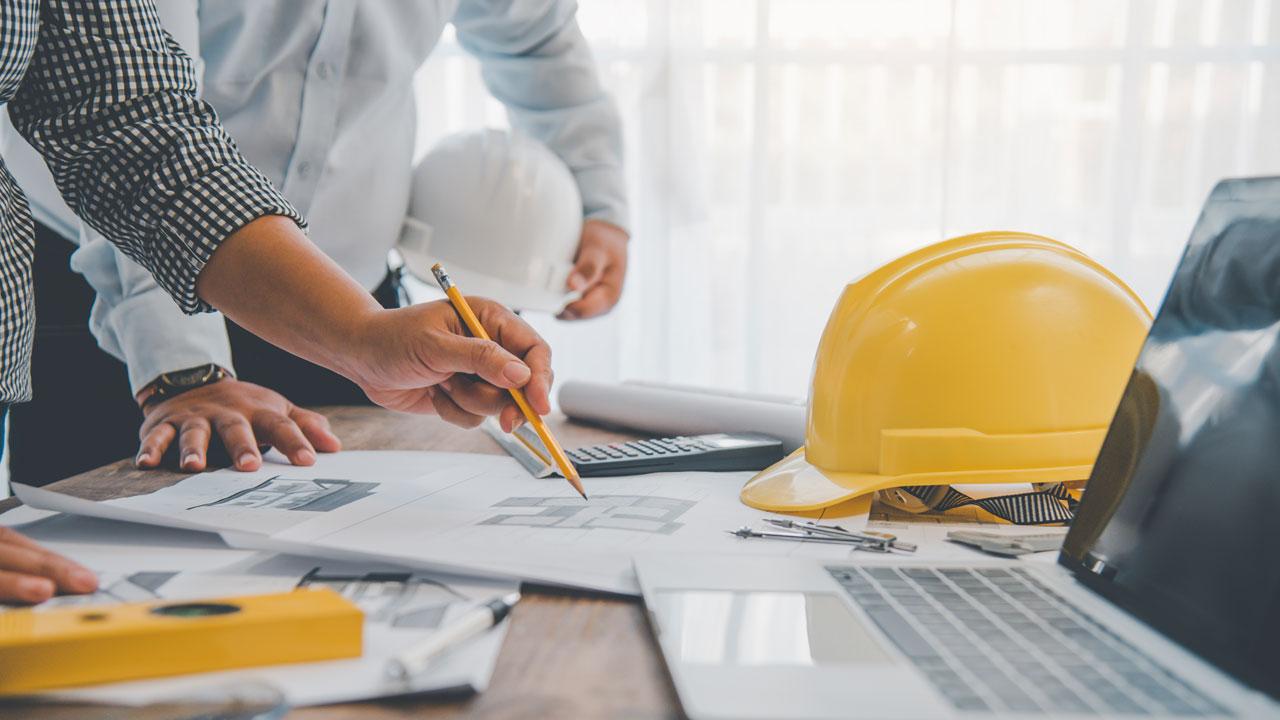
[2,0,626,394]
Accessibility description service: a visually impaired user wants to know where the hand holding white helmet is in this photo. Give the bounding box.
[398,129,584,313]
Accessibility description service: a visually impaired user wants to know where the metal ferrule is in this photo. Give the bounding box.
[430,263,453,291]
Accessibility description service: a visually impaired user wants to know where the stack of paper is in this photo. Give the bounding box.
[15,450,873,596]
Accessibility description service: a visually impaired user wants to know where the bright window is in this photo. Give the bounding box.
[414,0,1280,398]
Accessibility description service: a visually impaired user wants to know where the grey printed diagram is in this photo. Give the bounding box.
[188,477,378,512]
[478,495,695,534]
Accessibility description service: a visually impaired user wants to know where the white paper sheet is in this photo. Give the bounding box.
[0,511,513,707]
[559,380,808,451]
[17,450,871,596]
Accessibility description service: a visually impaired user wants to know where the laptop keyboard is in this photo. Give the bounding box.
[827,565,1229,716]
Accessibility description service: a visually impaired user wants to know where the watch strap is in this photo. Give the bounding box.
[138,364,231,409]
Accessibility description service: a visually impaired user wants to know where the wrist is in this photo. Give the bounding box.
[136,364,232,410]
[328,307,395,390]
[584,218,629,240]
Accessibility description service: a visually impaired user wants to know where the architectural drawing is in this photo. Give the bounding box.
[478,495,695,535]
[297,568,463,629]
[41,571,178,608]
[188,477,378,512]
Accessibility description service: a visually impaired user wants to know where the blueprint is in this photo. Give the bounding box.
[189,477,378,512]
[478,495,695,535]
[294,566,458,629]
[16,450,871,595]
[40,570,178,607]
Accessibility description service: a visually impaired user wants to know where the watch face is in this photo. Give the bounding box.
[162,364,218,389]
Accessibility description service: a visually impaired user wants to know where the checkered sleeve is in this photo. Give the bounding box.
[5,0,305,314]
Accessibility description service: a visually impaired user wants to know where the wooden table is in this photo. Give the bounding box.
[1,407,683,719]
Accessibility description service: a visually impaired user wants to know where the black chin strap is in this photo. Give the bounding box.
[897,483,1078,525]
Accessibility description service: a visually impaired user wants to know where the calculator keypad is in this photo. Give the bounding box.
[567,436,702,464]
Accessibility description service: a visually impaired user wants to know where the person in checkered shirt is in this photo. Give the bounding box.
[0,1,555,604]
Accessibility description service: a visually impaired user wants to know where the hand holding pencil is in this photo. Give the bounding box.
[352,294,553,433]
[433,263,587,499]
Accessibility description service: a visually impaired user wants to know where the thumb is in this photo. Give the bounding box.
[432,333,531,389]
[567,245,607,292]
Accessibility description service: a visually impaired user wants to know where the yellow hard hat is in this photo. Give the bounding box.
[741,231,1152,521]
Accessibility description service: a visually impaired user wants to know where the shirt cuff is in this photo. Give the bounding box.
[574,166,630,236]
[157,160,306,314]
[109,292,237,396]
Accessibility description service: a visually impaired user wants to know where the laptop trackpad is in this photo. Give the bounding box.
[651,590,892,665]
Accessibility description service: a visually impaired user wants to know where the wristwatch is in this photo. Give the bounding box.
[136,363,231,409]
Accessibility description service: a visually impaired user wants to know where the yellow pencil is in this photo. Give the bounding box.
[430,263,587,500]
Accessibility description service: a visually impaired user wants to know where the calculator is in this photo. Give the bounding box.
[565,433,786,477]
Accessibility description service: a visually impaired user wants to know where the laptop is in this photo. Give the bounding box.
[635,177,1280,720]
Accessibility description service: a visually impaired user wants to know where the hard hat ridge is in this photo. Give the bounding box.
[397,128,584,313]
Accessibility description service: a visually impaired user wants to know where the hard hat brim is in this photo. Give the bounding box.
[400,251,581,314]
[742,448,1093,514]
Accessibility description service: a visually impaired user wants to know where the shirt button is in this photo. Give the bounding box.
[316,62,332,80]
[297,161,313,178]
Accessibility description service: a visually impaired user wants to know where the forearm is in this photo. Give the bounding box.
[194,216,381,382]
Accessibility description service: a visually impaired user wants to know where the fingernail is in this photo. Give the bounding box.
[238,452,257,468]
[182,452,200,469]
[18,577,53,601]
[297,449,316,465]
[502,361,531,384]
[70,568,98,591]
[559,309,578,320]
[567,273,586,291]
[135,451,150,465]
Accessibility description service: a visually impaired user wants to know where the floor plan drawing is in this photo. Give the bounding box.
[40,571,178,608]
[478,495,696,535]
[189,477,378,512]
[297,568,464,629]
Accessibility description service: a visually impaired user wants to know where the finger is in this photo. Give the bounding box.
[290,408,342,454]
[178,417,212,472]
[0,526,50,553]
[429,386,485,429]
[136,422,177,468]
[367,386,441,415]
[518,343,553,416]
[431,332,531,390]
[475,302,553,413]
[439,375,514,417]
[478,303,552,394]
[214,416,261,471]
[500,404,525,433]
[0,570,55,604]
[254,412,316,466]
[566,244,608,292]
[0,536,98,595]
[560,284,617,320]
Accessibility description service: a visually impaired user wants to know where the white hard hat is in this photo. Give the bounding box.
[398,128,583,313]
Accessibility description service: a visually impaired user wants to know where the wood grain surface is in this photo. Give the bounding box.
[2,407,683,720]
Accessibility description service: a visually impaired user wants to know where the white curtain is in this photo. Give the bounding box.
[414,0,1280,398]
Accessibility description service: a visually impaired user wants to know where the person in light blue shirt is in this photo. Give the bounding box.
[3,0,628,486]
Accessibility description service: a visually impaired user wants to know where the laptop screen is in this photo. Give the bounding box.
[1059,177,1280,699]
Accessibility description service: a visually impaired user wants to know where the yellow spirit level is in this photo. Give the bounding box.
[0,588,363,693]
